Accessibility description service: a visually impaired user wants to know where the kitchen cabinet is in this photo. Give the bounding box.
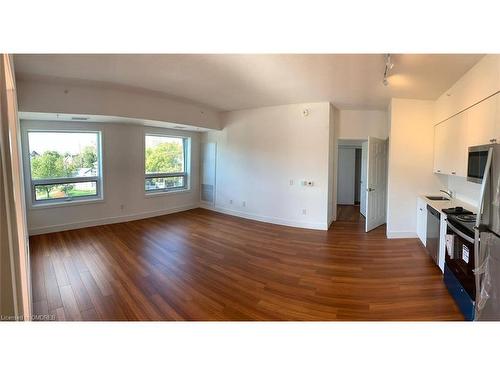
[466,94,498,147]
[450,111,468,177]
[433,92,500,177]
[433,122,446,174]
[433,111,467,176]
[416,197,427,246]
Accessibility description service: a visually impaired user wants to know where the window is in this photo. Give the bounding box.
[145,134,188,192]
[27,131,102,204]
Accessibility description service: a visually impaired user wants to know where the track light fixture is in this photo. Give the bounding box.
[383,54,394,86]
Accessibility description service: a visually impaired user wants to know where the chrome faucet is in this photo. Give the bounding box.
[440,189,453,199]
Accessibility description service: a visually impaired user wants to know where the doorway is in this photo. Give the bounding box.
[336,137,387,232]
[337,140,367,219]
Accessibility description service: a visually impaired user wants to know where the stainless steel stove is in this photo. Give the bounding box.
[455,214,477,222]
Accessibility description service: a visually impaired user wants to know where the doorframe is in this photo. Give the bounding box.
[334,138,368,219]
[0,54,32,320]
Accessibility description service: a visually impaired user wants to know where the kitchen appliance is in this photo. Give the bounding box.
[473,143,500,320]
[445,210,477,320]
[443,207,472,215]
[467,144,491,183]
[426,205,441,266]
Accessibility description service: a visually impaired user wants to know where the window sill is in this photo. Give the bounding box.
[29,197,104,210]
[144,188,191,198]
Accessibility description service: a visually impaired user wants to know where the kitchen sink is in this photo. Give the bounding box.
[426,196,450,201]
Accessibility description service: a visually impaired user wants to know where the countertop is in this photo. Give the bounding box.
[419,194,478,216]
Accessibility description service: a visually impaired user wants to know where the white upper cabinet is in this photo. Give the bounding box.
[466,94,498,147]
[433,122,446,174]
[434,112,468,176]
[451,111,468,177]
[433,93,500,177]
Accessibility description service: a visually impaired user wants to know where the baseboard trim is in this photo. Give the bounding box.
[202,205,328,230]
[386,231,418,239]
[28,203,199,235]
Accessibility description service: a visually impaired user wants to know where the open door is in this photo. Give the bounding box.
[365,136,387,232]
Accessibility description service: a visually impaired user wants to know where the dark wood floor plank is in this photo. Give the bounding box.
[51,307,66,321]
[30,245,47,303]
[28,206,463,321]
[80,307,99,321]
[61,255,94,312]
[42,250,63,311]
[59,285,83,321]
[79,270,127,321]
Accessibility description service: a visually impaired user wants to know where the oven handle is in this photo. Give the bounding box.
[446,220,475,244]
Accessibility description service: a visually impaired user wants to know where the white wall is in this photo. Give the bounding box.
[387,98,447,238]
[16,78,222,130]
[434,55,500,124]
[327,104,339,225]
[338,109,388,140]
[337,147,356,205]
[447,175,481,207]
[202,102,333,230]
[21,120,201,234]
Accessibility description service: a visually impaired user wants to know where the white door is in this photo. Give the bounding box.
[360,141,368,217]
[365,136,387,232]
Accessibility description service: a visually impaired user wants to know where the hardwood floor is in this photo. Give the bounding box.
[29,207,463,321]
[336,204,365,222]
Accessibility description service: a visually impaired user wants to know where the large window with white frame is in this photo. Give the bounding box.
[26,130,102,204]
[145,134,188,192]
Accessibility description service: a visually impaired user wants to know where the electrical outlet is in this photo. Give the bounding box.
[302,209,307,215]
[289,179,294,186]
[242,201,246,207]
[229,199,233,204]
[120,204,125,210]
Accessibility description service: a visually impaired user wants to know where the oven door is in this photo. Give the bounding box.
[445,220,476,299]
[467,145,490,183]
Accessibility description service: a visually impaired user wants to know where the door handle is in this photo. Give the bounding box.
[367,188,375,192]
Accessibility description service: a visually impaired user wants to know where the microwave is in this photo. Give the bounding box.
[467,144,492,183]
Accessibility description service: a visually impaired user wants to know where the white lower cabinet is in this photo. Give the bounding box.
[416,197,427,246]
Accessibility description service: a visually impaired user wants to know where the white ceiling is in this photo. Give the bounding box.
[14,54,484,111]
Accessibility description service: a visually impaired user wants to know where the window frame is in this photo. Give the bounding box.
[23,128,103,207]
[144,133,190,194]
